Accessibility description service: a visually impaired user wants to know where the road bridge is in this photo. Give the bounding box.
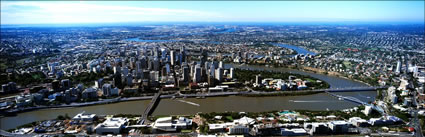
[139,92,161,125]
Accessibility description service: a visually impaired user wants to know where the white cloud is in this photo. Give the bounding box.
[1,1,221,24]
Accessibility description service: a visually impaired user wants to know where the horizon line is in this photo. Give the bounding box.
[2,20,424,26]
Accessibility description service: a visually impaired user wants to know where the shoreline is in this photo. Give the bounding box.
[0,88,374,117]
[1,64,375,118]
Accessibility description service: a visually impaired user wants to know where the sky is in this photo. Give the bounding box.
[1,1,424,24]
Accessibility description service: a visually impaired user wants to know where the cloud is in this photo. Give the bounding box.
[1,1,221,24]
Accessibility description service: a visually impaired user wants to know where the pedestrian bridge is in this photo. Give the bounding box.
[312,86,387,92]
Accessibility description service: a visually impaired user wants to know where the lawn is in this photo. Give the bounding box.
[343,61,353,69]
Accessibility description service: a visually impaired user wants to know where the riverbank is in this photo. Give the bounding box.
[300,66,372,86]
[2,86,377,116]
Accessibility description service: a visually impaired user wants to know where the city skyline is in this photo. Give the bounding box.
[1,1,424,24]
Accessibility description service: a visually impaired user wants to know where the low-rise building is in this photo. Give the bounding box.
[152,117,192,132]
[328,121,350,133]
[94,117,128,135]
[348,117,369,127]
[228,125,249,135]
[281,128,307,136]
[72,112,97,121]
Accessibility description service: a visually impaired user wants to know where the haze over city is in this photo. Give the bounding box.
[1,1,425,137]
[1,1,424,24]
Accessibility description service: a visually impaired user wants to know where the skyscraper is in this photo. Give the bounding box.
[170,50,175,66]
[193,64,202,83]
[396,60,401,74]
[182,66,190,82]
[102,84,112,96]
[229,68,234,79]
[215,67,223,82]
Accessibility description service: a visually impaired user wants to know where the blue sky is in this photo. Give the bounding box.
[1,1,424,24]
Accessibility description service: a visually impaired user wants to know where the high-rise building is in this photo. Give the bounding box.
[215,68,223,82]
[140,56,147,69]
[180,46,186,63]
[193,64,202,83]
[210,63,216,78]
[61,79,71,89]
[127,74,133,86]
[161,48,168,60]
[201,49,208,67]
[219,61,223,68]
[95,78,104,88]
[153,47,159,58]
[396,60,401,74]
[182,66,190,82]
[150,71,159,82]
[113,74,122,88]
[153,57,160,71]
[102,84,112,96]
[170,50,175,66]
[256,74,262,86]
[129,57,136,69]
[229,68,234,79]
[122,66,129,76]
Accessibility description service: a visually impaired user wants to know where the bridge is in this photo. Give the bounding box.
[139,92,161,125]
[311,86,387,92]
[325,91,386,114]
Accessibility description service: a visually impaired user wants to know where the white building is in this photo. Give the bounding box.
[228,125,249,135]
[348,117,369,127]
[281,128,307,136]
[72,112,97,121]
[328,121,350,133]
[95,117,128,135]
[152,117,192,132]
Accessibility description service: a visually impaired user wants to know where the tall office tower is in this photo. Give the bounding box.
[114,58,122,67]
[153,57,160,71]
[182,66,189,82]
[210,63,216,78]
[201,49,208,67]
[165,63,171,74]
[405,60,409,73]
[208,74,215,87]
[126,74,133,86]
[193,64,202,83]
[102,84,112,96]
[113,66,121,75]
[180,46,186,63]
[396,60,401,74]
[229,68,234,79]
[215,67,223,82]
[140,56,147,69]
[153,47,159,58]
[136,61,141,71]
[61,79,71,89]
[161,48,168,60]
[170,50,175,66]
[147,57,153,70]
[219,61,224,68]
[95,78,104,88]
[113,73,122,88]
[129,57,136,69]
[161,66,167,77]
[204,62,209,72]
[150,71,159,82]
[190,62,196,76]
[255,74,262,85]
[122,66,129,76]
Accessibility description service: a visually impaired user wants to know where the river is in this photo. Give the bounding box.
[0,63,374,130]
